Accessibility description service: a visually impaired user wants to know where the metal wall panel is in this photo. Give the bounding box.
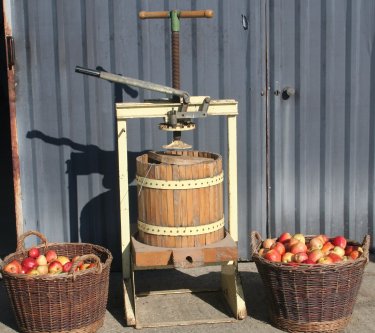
[268,0,375,248]
[6,0,266,265]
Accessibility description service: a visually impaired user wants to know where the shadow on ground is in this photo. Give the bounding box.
[239,270,270,325]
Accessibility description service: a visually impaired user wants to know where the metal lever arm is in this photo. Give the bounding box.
[139,10,214,19]
[75,66,190,103]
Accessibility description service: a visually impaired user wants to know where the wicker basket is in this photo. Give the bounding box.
[250,231,370,333]
[0,230,113,333]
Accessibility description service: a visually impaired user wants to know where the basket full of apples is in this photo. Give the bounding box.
[251,231,370,333]
[0,230,112,333]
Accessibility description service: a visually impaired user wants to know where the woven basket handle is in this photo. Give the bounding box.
[362,234,371,263]
[69,254,102,276]
[250,231,263,257]
[16,230,48,255]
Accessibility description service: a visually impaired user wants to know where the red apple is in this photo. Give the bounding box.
[22,257,37,270]
[290,241,308,254]
[278,232,292,244]
[3,260,22,274]
[308,249,324,263]
[45,250,58,263]
[302,259,316,264]
[318,256,334,264]
[28,247,40,259]
[36,255,48,266]
[48,261,63,274]
[292,233,306,244]
[79,263,91,270]
[88,263,96,269]
[317,234,329,244]
[332,236,347,249]
[263,249,281,262]
[285,238,301,251]
[293,252,309,263]
[56,256,70,266]
[309,237,324,250]
[262,238,276,249]
[63,262,73,273]
[350,250,360,260]
[271,242,286,256]
[321,241,335,254]
[328,252,343,263]
[345,246,354,256]
[36,265,49,275]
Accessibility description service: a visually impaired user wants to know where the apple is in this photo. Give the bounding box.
[22,257,37,271]
[28,247,40,259]
[88,263,96,269]
[72,256,83,268]
[290,241,307,254]
[293,252,309,263]
[286,262,299,267]
[302,259,316,264]
[258,248,269,257]
[318,256,334,264]
[48,261,63,274]
[278,232,292,244]
[56,256,70,266]
[262,238,276,249]
[263,249,281,262]
[27,269,40,276]
[45,250,58,263]
[288,237,301,249]
[63,262,73,273]
[79,263,92,270]
[292,233,306,244]
[332,246,345,257]
[36,265,49,275]
[271,242,286,256]
[317,234,329,244]
[328,252,343,263]
[3,260,22,274]
[309,237,324,250]
[357,246,363,253]
[282,252,294,263]
[36,255,48,266]
[308,249,324,263]
[332,236,347,249]
[350,250,360,260]
[321,241,335,254]
[345,246,354,256]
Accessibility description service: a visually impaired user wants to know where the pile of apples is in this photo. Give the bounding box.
[258,232,363,265]
[3,247,96,276]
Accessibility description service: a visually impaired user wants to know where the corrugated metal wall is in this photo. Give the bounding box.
[5,0,375,268]
[6,0,266,267]
[268,0,375,248]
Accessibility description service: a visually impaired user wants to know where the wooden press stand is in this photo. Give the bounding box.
[116,96,247,328]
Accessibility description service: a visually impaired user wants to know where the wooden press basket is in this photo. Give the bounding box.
[250,231,370,333]
[1,231,112,333]
[136,150,225,248]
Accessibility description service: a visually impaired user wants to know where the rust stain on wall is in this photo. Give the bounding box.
[3,5,23,237]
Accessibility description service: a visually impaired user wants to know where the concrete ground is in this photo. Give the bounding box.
[1,255,374,333]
